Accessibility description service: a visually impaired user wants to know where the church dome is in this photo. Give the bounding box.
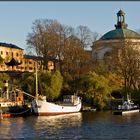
[100,10,140,40]
[100,28,140,40]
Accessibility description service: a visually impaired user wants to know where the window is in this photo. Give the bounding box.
[16,53,19,57]
[1,51,3,55]
[29,61,32,64]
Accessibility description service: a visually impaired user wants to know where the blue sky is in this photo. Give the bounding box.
[0,2,140,52]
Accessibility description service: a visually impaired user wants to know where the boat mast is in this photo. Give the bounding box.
[35,61,38,100]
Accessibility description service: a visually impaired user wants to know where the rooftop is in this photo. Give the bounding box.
[100,29,140,40]
[0,42,23,50]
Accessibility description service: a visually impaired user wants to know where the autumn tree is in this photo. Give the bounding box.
[62,35,92,80]
[106,40,140,99]
[27,19,95,78]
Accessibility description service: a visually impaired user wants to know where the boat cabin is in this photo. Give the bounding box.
[63,95,80,105]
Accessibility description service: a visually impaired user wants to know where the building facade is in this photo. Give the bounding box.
[91,10,140,60]
[0,43,54,72]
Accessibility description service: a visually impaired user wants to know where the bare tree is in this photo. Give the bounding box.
[27,19,73,71]
[27,19,94,77]
[76,25,95,49]
[62,35,92,79]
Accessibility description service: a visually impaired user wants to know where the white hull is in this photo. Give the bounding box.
[122,109,139,114]
[32,99,82,116]
[113,109,139,115]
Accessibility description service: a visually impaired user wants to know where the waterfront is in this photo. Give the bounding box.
[0,111,140,139]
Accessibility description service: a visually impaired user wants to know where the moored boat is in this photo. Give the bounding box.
[0,90,31,117]
[113,98,139,115]
[31,63,82,116]
[0,80,31,117]
[0,102,31,117]
[31,95,82,116]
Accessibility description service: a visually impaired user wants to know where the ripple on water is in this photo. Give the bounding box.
[0,112,140,139]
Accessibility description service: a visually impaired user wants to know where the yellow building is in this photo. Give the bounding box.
[0,42,54,72]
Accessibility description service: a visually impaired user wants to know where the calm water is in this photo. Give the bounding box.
[0,111,140,139]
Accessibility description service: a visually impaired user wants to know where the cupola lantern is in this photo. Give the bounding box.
[115,10,128,29]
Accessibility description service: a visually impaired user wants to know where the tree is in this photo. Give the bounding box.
[0,73,10,89]
[38,70,63,100]
[20,72,35,96]
[74,71,111,109]
[107,40,140,99]
[76,26,101,49]
[20,70,63,101]
[27,19,94,78]
[27,19,73,72]
[62,35,92,80]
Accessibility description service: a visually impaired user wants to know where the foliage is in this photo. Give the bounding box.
[20,71,63,101]
[72,71,111,109]
[0,73,10,89]
[105,72,123,92]
[38,70,63,100]
[20,72,35,96]
[27,18,97,78]
[107,41,140,99]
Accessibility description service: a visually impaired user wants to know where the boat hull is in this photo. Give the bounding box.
[1,105,31,117]
[32,99,82,116]
[113,109,139,115]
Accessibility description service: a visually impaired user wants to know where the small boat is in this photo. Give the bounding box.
[113,98,139,115]
[31,64,82,116]
[0,100,31,117]
[31,95,82,116]
[0,80,31,117]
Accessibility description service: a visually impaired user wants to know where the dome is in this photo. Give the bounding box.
[100,10,140,40]
[100,28,140,40]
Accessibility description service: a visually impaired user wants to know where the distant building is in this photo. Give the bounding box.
[91,10,140,60]
[0,43,54,72]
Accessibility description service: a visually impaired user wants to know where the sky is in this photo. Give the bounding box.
[0,1,140,53]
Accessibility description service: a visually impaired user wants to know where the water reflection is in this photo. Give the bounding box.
[0,117,28,139]
[0,111,140,139]
[34,112,82,129]
[80,111,140,139]
[33,113,82,139]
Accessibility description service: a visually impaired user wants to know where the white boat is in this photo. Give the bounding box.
[31,95,82,116]
[31,63,82,116]
[113,98,139,115]
[118,99,138,110]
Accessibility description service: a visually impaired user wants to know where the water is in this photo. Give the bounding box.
[0,111,140,139]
